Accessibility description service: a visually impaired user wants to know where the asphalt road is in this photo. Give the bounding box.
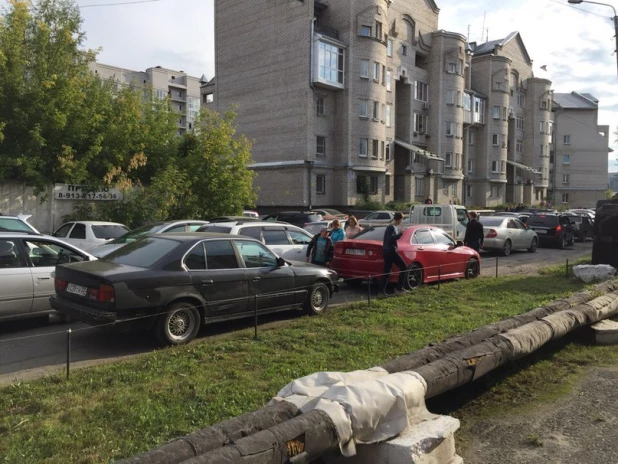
[0,242,593,385]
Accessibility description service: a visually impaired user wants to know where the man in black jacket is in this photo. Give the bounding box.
[464,211,484,251]
[380,212,408,295]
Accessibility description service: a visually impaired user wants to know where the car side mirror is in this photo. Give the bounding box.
[456,240,464,247]
[32,247,42,256]
[276,257,286,267]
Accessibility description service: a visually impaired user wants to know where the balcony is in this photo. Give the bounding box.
[315,26,339,41]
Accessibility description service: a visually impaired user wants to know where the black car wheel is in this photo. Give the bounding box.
[528,237,538,253]
[305,282,330,315]
[404,263,423,290]
[156,301,201,346]
[466,258,480,279]
[502,239,512,257]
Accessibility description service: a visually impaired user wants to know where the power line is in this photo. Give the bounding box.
[78,0,160,8]
[547,0,611,19]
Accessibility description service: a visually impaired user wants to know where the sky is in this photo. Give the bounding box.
[70,0,618,174]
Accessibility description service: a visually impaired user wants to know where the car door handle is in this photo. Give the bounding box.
[252,277,261,282]
[201,279,214,285]
[417,247,424,251]
[37,277,51,280]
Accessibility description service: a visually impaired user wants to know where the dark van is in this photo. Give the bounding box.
[526,214,575,249]
[592,200,618,267]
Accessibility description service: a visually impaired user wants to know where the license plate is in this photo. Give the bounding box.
[534,229,547,234]
[345,249,366,256]
[66,283,88,296]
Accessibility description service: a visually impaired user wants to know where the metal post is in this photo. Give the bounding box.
[66,328,72,380]
[495,257,499,278]
[438,265,441,290]
[566,258,569,278]
[367,275,371,306]
[254,295,259,340]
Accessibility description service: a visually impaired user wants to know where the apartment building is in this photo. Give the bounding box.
[90,63,205,135]
[550,92,610,208]
[212,0,554,208]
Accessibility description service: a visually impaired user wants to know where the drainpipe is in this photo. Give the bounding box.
[310,18,316,90]
[551,106,562,207]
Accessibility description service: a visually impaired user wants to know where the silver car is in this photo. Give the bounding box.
[358,211,400,228]
[481,216,538,256]
[0,233,95,323]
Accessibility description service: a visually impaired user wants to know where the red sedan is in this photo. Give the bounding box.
[330,225,481,289]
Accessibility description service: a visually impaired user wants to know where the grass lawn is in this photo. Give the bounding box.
[0,265,605,463]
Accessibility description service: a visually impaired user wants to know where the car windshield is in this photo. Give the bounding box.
[104,237,180,267]
[567,216,582,223]
[527,216,558,226]
[482,218,507,227]
[0,218,34,233]
[109,223,166,244]
[354,226,387,240]
[92,225,129,239]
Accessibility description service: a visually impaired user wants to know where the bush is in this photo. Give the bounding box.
[385,201,417,212]
[355,199,383,211]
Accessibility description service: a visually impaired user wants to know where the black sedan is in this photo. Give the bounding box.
[50,233,339,345]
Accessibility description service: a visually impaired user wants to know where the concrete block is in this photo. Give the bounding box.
[590,319,618,345]
[326,415,462,464]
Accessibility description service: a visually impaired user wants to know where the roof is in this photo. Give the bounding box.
[553,92,598,109]
[155,232,247,241]
[63,221,126,226]
[471,32,532,65]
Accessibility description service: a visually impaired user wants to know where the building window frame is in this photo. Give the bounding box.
[359,99,369,118]
[415,81,428,102]
[372,139,379,159]
[445,152,452,167]
[360,59,369,78]
[563,173,570,184]
[316,136,326,157]
[360,25,372,37]
[563,154,571,165]
[316,96,325,116]
[359,138,368,158]
[563,135,571,145]
[316,175,326,194]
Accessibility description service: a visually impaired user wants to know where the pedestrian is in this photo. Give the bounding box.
[306,227,333,266]
[464,211,484,252]
[329,219,345,244]
[424,198,433,204]
[345,215,363,239]
[380,212,408,295]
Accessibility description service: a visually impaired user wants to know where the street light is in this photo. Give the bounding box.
[304,160,315,210]
[568,0,618,77]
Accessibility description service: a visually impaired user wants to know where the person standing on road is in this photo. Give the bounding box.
[329,219,345,245]
[345,216,363,239]
[464,211,484,252]
[306,227,334,266]
[380,212,408,295]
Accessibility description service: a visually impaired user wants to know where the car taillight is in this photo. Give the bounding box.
[335,247,343,255]
[486,229,498,238]
[88,284,115,302]
[556,225,562,234]
[55,278,68,292]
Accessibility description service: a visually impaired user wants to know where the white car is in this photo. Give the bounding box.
[0,214,39,234]
[53,221,129,251]
[197,221,313,261]
[0,233,96,323]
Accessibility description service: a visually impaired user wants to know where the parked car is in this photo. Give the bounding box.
[312,209,346,220]
[304,220,340,236]
[406,204,469,242]
[330,225,480,289]
[51,233,339,345]
[197,221,313,261]
[209,216,260,222]
[88,220,208,257]
[0,214,39,234]
[243,210,259,218]
[263,211,324,228]
[358,211,400,228]
[526,214,575,249]
[0,233,95,323]
[53,221,129,251]
[480,216,538,256]
[564,214,594,242]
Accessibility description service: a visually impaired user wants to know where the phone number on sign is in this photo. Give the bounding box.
[56,192,119,200]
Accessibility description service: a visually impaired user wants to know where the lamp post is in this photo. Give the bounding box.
[568,0,618,77]
[304,160,315,210]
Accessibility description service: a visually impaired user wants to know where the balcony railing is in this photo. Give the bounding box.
[315,26,339,41]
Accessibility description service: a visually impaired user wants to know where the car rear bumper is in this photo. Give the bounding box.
[50,295,117,326]
[482,237,506,251]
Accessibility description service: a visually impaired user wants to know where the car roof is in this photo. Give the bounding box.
[60,221,126,226]
[201,221,302,228]
[155,232,257,241]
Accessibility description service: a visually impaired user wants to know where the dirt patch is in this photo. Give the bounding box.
[459,366,618,464]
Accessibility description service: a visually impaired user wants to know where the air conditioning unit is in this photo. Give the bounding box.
[423,102,430,110]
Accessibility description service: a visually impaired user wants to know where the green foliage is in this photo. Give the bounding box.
[355,199,383,211]
[385,201,417,212]
[605,188,614,200]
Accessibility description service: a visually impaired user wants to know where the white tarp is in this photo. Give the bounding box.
[573,265,616,283]
[270,368,435,456]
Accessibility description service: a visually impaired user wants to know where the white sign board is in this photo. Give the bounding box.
[54,184,123,201]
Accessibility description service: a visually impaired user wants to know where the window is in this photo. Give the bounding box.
[563,154,570,164]
[415,178,424,196]
[237,227,262,241]
[387,39,393,57]
[474,97,486,123]
[263,229,289,245]
[516,116,524,130]
[468,131,475,145]
[502,106,508,120]
[318,42,344,85]
[451,183,457,196]
[562,193,569,203]
[316,136,326,157]
[459,59,464,74]
[373,62,379,81]
[359,99,369,118]
[25,240,86,268]
[467,160,473,173]
[446,90,455,105]
[359,138,368,157]
[204,93,214,103]
[372,139,379,159]
[54,223,73,237]
[401,44,407,56]
[356,175,367,194]
[361,25,372,37]
[184,243,206,270]
[501,160,506,173]
[235,241,277,269]
[447,62,457,73]
[385,175,390,195]
[490,185,500,197]
[415,81,428,102]
[386,141,391,161]
[414,113,427,134]
[360,60,369,78]
[381,65,386,85]
[493,106,500,119]
[385,105,392,127]
[204,240,239,269]
[455,154,460,169]
[288,230,312,245]
[466,185,472,199]
[492,134,499,146]
[445,153,452,167]
[412,230,435,245]
[316,175,325,194]
[564,135,571,145]
[445,121,454,136]
[69,223,86,239]
[539,121,544,134]
[373,101,379,120]
[370,176,378,194]
[516,139,523,154]
[563,174,570,184]
[518,93,525,107]
[492,160,498,173]
[386,70,392,91]
[375,22,382,39]
[316,97,325,115]
[381,141,385,160]
[541,100,547,109]
[463,93,472,111]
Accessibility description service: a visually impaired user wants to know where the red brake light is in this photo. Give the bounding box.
[55,278,68,292]
[486,229,498,238]
[556,225,562,233]
[88,284,115,302]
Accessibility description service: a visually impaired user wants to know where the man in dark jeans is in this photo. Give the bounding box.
[380,212,408,296]
[464,211,484,252]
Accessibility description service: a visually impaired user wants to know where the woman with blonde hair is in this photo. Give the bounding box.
[329,219,345,244]
[345,215,363,239]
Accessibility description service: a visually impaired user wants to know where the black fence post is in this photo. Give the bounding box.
[438,265,441,291]
[566,258,569,278]
[495,257,499,278]
[254,295,259,341]
[367,275,371,306]
[66,328,72,380]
